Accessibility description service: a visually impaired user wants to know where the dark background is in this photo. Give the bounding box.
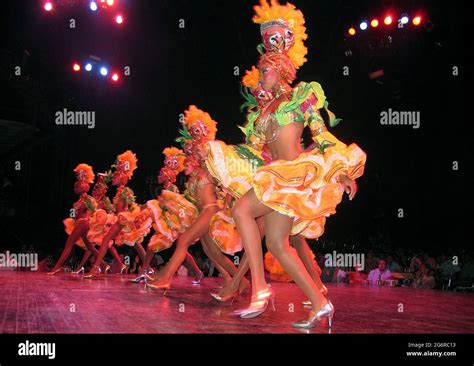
[0,0,471,257]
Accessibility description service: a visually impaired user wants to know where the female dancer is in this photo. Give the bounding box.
[230,0,366,329]
[132,146,204,283]
[84,151,151,278]
[48,164,111,275]
[146,106,247,292]
[205,66,327,302]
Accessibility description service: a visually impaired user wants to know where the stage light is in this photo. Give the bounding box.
[348,27,356,36]
[107,0,114,5]
[360,21,368,30]
[371,19,379,28]
[73,63,81,72]
[413,16,422,26]
[115,14,123,24]
[85,63,93,72]
[111,73,119,82]
[400,15,409,24]
[44,2,53,11]
[384,16,393,25]
[90,1,98,11]
[100,67,108,76]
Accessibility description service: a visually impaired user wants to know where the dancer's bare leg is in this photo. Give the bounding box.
[200,236,231,283]
[232,189,273,297]
[85,222,123,276]
[49,219,90,273]
[74,251,91,272]
[150,206,218,286]
[265,211,327,313]
[182,251,203,278]
[289,236,325,291]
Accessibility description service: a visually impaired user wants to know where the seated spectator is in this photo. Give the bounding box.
[413,263,435,289]
[368,259,392,285]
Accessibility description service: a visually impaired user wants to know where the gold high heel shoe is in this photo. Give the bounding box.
[119,264,128,275]
[145,281,171,295]
[302,285,329,307]
[84,266,102,279]
[72,267,84,275]
[210,289,238,303]
[47,268,61,276]
[233,287,275,319]
[292,301,334,329]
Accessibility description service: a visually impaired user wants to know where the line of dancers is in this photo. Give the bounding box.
[48,0,367,329]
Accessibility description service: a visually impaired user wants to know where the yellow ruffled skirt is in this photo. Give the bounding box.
[87,209,117,247]
[253,143,366,238]
[147,191,199,253]
[205,140,263,198]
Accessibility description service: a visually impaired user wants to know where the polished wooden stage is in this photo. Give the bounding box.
[1,272,473,334]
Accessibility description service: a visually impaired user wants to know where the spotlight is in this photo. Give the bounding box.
[44,2,53,11]
[413,16,422,26]
[106,0,114,5]
[73,63,81,72]
[111,72,120,82]
[370,19,379,28]
[384,16,393,25]
[348,27,356,36]
[100,67,108,76]
[360,21,368,30]
[85,63,93,72]
[115,14,123,24]
[90,1,98,11]
[400,15,409,25]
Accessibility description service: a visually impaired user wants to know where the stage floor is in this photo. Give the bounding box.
[1,271,473,334]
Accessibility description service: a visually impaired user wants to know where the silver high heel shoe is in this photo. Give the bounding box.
[192,271,204,285]
[292,301,335,329]
[130,270,154,283]
[72,267,85,275]
[233,287,275,319]
[104,265,111,274]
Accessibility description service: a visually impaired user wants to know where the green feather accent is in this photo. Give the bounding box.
[85,196,96,213]
[240,87,258,112]
[234,145,264,168]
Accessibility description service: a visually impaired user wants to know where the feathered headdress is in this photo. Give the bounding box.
[74,163,95,184]
[183,105,217,143]
[116,150,138,179]
[253,0,308,69]
[163,146,186,172]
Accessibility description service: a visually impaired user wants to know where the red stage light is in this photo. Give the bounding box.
[348,27,356,36]
[111,73,119,82]
[413,16,422,26]
[73,63,81,72]
[370,19,379,28]
[44,2,53,11]
[115,14,123,24]
[384,16,393,25]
